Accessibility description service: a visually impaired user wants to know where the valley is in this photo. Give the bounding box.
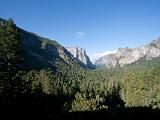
[0,18,160,119]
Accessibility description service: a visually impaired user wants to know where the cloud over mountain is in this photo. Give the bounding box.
[91,50,117,63]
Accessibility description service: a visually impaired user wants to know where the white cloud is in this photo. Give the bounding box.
[75,32,86,38]
[91,49,117,63]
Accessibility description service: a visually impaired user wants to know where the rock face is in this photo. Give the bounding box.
[91,50,117,64]
[19,28,84,70]
[66,46,95,68]
[95,38,160,68]
[0,17,95,70]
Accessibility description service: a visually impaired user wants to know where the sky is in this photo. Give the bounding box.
[1,0,160,58]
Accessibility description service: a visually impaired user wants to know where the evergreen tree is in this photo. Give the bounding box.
[0,18,23,103]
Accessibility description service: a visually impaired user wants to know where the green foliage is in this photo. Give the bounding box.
[0,18,25,101]
[22,69,53,94]
[70,92,106,112]
[1,18,160,116]
[152,93,160,109]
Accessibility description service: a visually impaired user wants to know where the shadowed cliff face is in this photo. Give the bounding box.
[0,18,93,72]
[95,38,160,68]
[19,29,79,70]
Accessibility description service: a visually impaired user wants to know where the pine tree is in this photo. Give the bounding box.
[0,18,23,102]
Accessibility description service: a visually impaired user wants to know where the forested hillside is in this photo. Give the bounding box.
[0,18,160,119]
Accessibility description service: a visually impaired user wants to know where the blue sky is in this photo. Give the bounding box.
[1,0,160,58]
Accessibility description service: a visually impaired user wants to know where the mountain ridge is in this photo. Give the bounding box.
[95,37,160,68]
[1,17,160,69]
[0,17,92,72]
[91,50,117,63]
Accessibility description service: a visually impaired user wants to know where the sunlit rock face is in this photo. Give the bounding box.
[95,38,160,68]
[66,46,95,69]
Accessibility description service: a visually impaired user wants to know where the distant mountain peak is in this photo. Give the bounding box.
[94,37,160,68]
[91,50,117,63]
[66,46,95,69]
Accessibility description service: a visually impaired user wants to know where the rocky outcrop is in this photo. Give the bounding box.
[66,46,95,69]
[0,17,95,70]
[95,37,160,68]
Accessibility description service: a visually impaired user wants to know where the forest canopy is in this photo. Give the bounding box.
[0,19,160,119]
